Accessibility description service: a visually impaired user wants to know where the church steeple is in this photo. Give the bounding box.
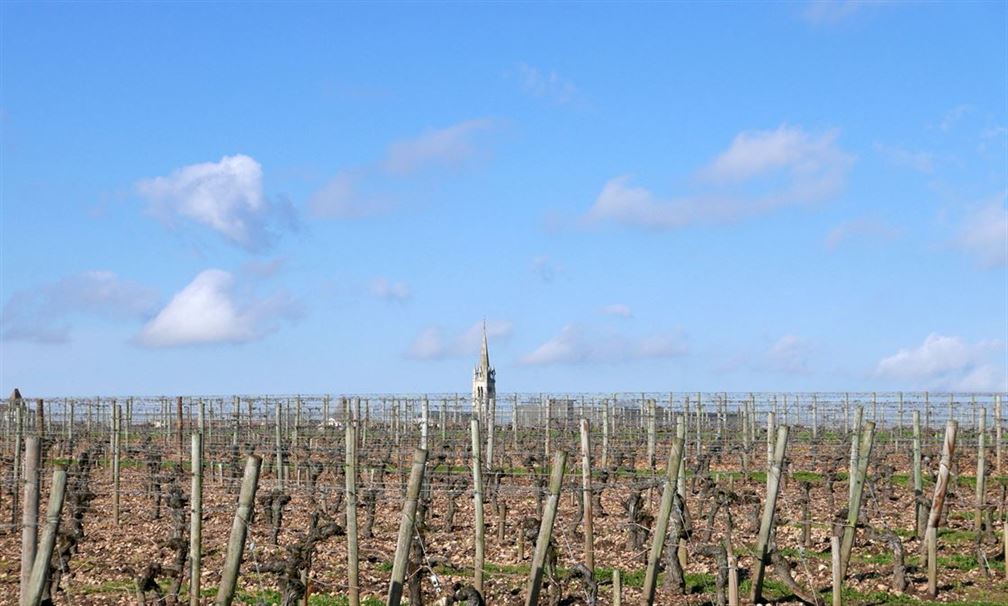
[472,320,496,422]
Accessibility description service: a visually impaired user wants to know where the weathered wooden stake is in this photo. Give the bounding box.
[471,418,485,593]
[215,454,262,606]
[387,448,428,606]
[839,421,875,578]
[25,467,66,606]
[345,418,359,606]
[19,436,40,606]
[190,432,203,606]
[751,425,789,604]
[642,436,686,605]
[926,420,958,598]
[831,536,841,606]
[525,450,566,606]
[612,569,622,606]
[976,408,987,534]
[913,410,925,538]
[580,418,594,572]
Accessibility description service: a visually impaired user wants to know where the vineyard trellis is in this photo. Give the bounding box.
[2,390,1008,605]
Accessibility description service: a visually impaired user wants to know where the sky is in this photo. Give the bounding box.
[1,1,1006,397]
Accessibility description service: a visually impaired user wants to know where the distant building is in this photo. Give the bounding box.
[472,321,495,424]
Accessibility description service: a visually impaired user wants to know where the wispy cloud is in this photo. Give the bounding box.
[137,154,292,252]
[369,277,412,302]
[135,269,298,347]
[2,271,159,343]
[875,333,1005,391]
[383,119,495,175]
[937,104,972,132]
[600,304,633,318]
[514,63,579,105]
[406,319,512,360]
[309,119,497,219]
[802,1,885,25]
[825,218,900,250]
[532,256,563,283]
[585,125,853,230]
[308,171,392,219]
[717,334,814,375]
[519,324,686,366]
[873,142,934,173]
[952,193,1008,268]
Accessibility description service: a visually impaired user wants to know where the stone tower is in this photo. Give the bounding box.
[472,321,495,423]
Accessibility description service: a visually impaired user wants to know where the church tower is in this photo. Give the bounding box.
[472,321,496,423]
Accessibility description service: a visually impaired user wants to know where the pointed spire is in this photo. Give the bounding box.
[479,318,490,372]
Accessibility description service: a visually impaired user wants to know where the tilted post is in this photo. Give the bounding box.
[642,436,686,605]
[926,421,958,598]
[839,422,876,578]
[525,450,567,606]
[387,448,428,606]
[751,425,789,604]
[215,454,262,606]
[25,468,67,606]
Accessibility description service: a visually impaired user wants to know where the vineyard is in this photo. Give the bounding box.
[2,391,1008,606]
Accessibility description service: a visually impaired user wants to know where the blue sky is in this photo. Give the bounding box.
[1,1,1005,397]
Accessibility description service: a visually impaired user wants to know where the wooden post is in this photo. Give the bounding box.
[387,447,428,606]
[913,410,925,538]
[25,468,67,606]
[831,536,841,606]
[215,455,262,606]
[580,418,594,571]
[839,422,875,578]
[996,395,1002,475]
[421,396,429,451]
[849,406,863,504]
[926,420,958,598]
[751,425,789,604]
[726,539,739,606]
[544,397,552,460]
[176,396,184,463]
[612,569,621,606]
[602,398,610,469]
[190,433,203,606]
[525,450,567,606]
[345,418,359,606]
[20,436,40,606]
[275,400,284,491]
[976,408,987,534]
[113,403,121,527]
[676,414,687,569]
[470,419,485,593]
[642,436,686,605]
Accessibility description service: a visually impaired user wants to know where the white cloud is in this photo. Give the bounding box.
[585,125,853,230]
[825,218,900,250]
[938,104,972,132]
[135,269,296,347]
[600,304,633,318]
[875,333,1006,391]
[308,171,391,219]
[873,142,934,173]
[383,119,495,175]
[406,319,512,360]
[137,154,287,251]
[953,193,1007,268]
[515,63,579,105]
[764,335,813,375]
[520,324,686,366]
[369,278,411,302]
[802,1,879,24]
[2,271,159,343]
